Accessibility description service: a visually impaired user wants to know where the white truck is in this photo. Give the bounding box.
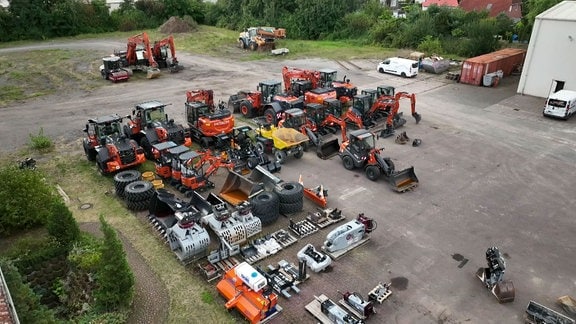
[543,89,576,120]
[377,57,419,78]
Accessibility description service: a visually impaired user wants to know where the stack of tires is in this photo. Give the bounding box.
[113,170,155,211]
[124,180,155,211]
[249,191,280,226]
[274,181,304,215]
[114,170,141,198]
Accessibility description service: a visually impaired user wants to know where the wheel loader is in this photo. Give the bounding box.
[338,129,418,192]
[238,27,286,51]
[82,114,146,175]
[124,100,191,159]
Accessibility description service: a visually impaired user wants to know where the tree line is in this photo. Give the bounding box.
[0,0,564,56]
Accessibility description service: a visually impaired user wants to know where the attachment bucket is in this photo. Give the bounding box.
[388,166,419,192]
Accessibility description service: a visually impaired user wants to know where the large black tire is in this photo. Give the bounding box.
[274,150,287,164]
[126,199,151,211]
[279,200,304,215]
[114,170,141,198]
[240,101,254,118]
[247,157,259,170]
[255,142,265,153]
[274,181,303,204]
[365,165,381,181]
[238,39,246,49]
[264,108,277,125]
[83,141,96,161]
[249,42,258,51]
[249,191,280,226]
[293,146,304,159]
[124,180,155,202]
[342,155,355,170]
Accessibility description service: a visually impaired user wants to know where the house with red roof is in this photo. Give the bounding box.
[459,0,522,21]
[421,0,459,11]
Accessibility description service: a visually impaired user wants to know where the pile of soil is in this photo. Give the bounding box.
[158,16,194,34]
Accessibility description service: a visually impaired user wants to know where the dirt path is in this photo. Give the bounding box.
[79,222,169,324]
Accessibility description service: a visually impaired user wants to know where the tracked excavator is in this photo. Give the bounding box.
[380,92,421,137]
[339,129,418,192]
[152,35,181,72]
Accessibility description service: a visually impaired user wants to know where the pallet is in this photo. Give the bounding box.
[264,261,309,299]
[289,219,319,238]
[241,237,283,264]
[322,237,370,260]
[306,208,346,229]
[260,305,283,324]
[197,257,242,282]
[270,229,298,248]
[368,282,392,304]
[339,299,367,320]
[305,294,333,324]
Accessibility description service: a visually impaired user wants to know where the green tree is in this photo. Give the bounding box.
[0,259,58,323]
[94,215,134,312]
[0,166,56,236]
[517,0,562,39]
[46,199,80,250]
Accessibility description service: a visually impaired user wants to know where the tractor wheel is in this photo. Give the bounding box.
[114,170,142,198]
[274,181,303,204]
[342,155,355,170]
[126,199,151,211]
[274,150,287,164]
[83,141,96,161]
[366,165,381,181]
[249,42,258,51]
[264,108,277,125]
[238,39,245,49]
[240,101,254,118]
[125,180,155,202]
[250,191,280,226]
[247,157,259,170]
[279,200,304,215]
[255,142,265,153]
[140,137,153,160]
[293,146,304,159]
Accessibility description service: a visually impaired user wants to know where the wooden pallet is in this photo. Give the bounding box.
[368,282,392,304]
[197,257,242,282]
[270,229,298,248]
[305,294,333,324]
[289,219,318,238]
[322,237,370,260]
[306,209,346,229]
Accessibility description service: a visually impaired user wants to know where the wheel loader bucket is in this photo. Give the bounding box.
[146,67,161,79]
[388,166,419,192]
[248,165,283,191]
[218,169,264,206]
[492,280,515,303]
[316,138,340,160]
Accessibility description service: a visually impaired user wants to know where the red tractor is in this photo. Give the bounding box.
[185,89,235,148]
[124,100,192,159]
[152,35,181,72]
[228,80,304,125]
[82,114,146,175]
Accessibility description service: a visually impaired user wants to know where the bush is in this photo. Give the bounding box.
[29,127,53,150]
[418,35,443,55]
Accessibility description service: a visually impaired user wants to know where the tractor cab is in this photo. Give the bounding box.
[290,80,313,97]
[347,129,376,155]
[258,80,282,104]
[352,94,373,117]
[318,68,338,88]
[85,114,124,147]
[280,108,307,129]
[378,86,395,97]
[132,101,169,129]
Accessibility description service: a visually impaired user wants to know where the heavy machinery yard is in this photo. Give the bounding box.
[1,40,576,324]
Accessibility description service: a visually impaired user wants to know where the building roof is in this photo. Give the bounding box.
[0,267,18,324]
[459,0,522,20]
[536,0,576,21]
[422,0,459,8]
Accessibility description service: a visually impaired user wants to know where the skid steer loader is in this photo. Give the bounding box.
[338,129,418,192]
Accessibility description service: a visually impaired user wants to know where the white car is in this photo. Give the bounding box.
[377,57,419,78]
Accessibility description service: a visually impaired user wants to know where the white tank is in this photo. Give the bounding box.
[234,262,267,292]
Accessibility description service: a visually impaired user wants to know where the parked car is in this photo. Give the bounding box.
[377,57,419,78]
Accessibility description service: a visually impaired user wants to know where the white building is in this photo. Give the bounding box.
[517,1,576,98]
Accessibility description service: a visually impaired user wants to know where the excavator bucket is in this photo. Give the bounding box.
[146,67,161,79]
[492,280,515,303]
[218,170,263,206]
[388,166,419,192]
[316,138,340,160]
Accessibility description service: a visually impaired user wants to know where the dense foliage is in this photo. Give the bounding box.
[0,0,565,56]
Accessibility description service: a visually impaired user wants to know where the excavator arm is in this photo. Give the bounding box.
[281,66,321,93]
[127,32,158,68]
[320,114,347,143]
[385,92,420,128]
[186,89,215,108]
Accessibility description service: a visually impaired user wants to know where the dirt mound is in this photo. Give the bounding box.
[158,16,196,34]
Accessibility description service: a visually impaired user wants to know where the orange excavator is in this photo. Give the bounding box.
[380,92,421,138]
[152,35,181,73]
[185,89,235,148]
[178,149,235,194]
[217,262,282,324]
[115,32,161,79]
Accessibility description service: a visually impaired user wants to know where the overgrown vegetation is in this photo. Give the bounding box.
[0,163,134,322]
[0,0,563,56]
[29,128,54,151]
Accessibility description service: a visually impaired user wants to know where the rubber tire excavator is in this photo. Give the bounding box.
[185,89,234,148]
[338,129,418,192]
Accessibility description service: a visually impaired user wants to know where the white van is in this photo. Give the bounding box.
[377,57,419,78]
[543,90,576,120]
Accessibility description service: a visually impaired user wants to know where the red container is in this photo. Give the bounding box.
[459,48,526,86]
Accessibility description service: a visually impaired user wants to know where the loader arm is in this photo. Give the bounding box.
[153,35,177,63]
[386,92,419,127]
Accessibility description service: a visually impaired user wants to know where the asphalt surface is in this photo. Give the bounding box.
[2,41,576,324]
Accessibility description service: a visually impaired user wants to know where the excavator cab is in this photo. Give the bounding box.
[377,86,395,97]
[318,69,338,88]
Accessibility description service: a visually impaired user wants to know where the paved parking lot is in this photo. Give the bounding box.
[1,44,575,323]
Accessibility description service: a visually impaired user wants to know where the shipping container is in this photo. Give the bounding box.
[459,48,526,86]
